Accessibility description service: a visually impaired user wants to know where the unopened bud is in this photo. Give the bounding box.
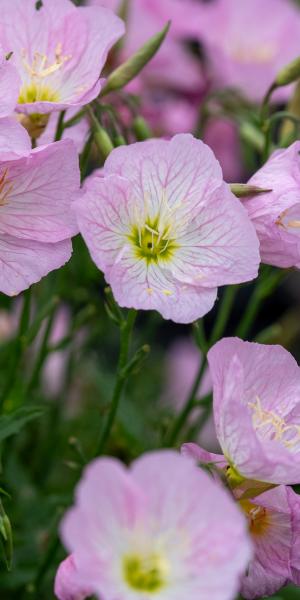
[101,21,170,97]
[230,183,272,198]
[276,55,300,87]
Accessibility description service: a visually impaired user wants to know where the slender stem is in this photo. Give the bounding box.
[260,83,277,123]
[165,355,207,447]
[54,110,65,142]
[235,269,285,339]
[0,288,32,408]
[25,311,56,395]
[209,285,238,346]
[96,309,136,455]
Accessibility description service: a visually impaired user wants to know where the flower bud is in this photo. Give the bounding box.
[101,22,170,97]
[230,183,272,198]
[276,55,300,87]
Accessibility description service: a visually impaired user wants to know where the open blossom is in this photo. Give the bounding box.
[195,0,300,101]
[56,451,252,600]
[0,134,79,295]
[240,486,300,599]
[182,443,300,598]
[0,0,124,116]
[244,142,300,269]
[74,134,259,323]
[208,337,300,485]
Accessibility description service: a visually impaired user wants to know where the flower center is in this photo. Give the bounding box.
[129,217,178,263]
[240,499,270,537]
[248,395,300,451]
[18,44,70,104]
[123,553,168,593]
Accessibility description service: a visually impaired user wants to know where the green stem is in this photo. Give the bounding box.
[210,285,238,346]
[235,269,285,339]
[25,311,56,395]
[54,110,65,142]
[96,309,136,455]
[0,288,32,408]
[165,355,207,447]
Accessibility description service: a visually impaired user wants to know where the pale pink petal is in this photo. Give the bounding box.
[181,442,227,469]
[104,134,224,215]
[108,260,218,323]
[171,183,259,287]
[0,54,20,117]
[0,234,72,296]
[0,140,79,242]
[0,118,31,160]
[55,555,93,600]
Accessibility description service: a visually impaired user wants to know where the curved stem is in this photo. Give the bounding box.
[235,269,285,339]
[210,285,238,346]
[54,110,65,142]
[165,355,207,447]
[96,309,136,455]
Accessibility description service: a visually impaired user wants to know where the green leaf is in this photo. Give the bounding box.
[0,406,44,444]
[100,21,170,96]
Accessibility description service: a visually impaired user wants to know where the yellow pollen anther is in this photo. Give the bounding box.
[240,499,270,537]
[18,44,71,104]
[248,395,300,449]
[286,220,300,228]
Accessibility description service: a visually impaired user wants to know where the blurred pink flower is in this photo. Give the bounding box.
[0,137,79,295]
[204,118,243,183]
[163,338,218,451]
[195,0,300,101]
[74,134,259,323]
[208,337,300,485]
[90,0,206,135]
[42,305,71,398]
[57,451,252,600]
[244,142,300,269]
[240,486,299,599]
[0,0,124,115]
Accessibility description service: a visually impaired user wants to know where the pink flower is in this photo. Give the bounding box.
[163,338,218,451]
[196,0,300,101]
[55,555,94,600]
[244,142,300,268]
[203,118,243,183]
[74,134,260,323]
[0,0,124,115]
[240,486,299,599]
[0,135,80,295]
[57,451,252,600]
[208,337,300,485]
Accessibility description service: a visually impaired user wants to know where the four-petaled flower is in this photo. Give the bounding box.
[74,134,260,323]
